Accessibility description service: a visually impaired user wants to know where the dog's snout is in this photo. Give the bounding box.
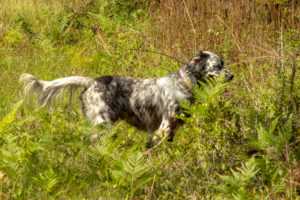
[224,71,234,82]
[227,73,234,81]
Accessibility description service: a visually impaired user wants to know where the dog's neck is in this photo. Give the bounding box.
[179,67,197,89]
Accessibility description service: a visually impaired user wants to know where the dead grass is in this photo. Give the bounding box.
[148,0,300,63]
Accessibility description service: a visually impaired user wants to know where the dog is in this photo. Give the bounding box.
[20,51,233,147]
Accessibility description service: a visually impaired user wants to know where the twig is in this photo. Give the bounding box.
[129,48,186,64]
[289,50,297,112]
[148,174,156,198]
[143,135,168,155]
[92,24,111,55]
[182,0,197,52]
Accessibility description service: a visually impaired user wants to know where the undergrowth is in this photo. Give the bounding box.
[0,0,299,199]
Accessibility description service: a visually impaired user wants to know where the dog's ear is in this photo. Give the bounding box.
[190,56,201,65]
[198,51,210,60]
[189,51,209,66]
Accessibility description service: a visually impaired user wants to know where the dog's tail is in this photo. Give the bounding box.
[19,73,94,107]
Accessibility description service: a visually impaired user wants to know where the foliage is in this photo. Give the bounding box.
[0,0,299,199]
[216,157,259,200]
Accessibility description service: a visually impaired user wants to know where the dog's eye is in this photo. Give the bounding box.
[217,65,223,70]
[214,65,222,70]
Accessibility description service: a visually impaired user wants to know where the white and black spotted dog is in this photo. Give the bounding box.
[20,51,233,147]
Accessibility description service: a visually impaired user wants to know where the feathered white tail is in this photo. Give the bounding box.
[19,73,94,107]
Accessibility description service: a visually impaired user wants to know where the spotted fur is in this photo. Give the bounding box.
[20,51,233,147]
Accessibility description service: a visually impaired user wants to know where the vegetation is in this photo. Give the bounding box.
[0,0,299,199]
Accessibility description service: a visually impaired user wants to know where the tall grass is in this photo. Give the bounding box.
[150,0,299,58]
[0,0,299,199]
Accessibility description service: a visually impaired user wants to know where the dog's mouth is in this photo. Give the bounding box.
[206,72,219,80]
[208,74,216,79]
[206,71,234,82]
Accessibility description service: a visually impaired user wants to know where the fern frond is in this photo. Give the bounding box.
[34,168,59,194]
[124,151,147,177]
[217,157,259,198]
[194,76,229,105]
[0,100,23,133]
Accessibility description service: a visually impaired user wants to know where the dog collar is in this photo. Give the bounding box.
[179,69,193,89]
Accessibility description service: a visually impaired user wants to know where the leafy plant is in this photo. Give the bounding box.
[216,157,259,200]
[111,151,152,197]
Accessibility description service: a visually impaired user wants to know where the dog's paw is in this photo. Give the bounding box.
[146,137,154,149]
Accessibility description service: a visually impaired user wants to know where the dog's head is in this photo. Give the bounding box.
[186,51,234,82]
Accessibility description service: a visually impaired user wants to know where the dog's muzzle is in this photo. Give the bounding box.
[208,69,234,82]
[224,70,234,82]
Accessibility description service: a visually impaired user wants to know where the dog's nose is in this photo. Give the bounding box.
[226,73,234,82]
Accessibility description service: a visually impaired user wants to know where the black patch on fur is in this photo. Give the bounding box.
[95,75,113,85]
[79,89,88,117]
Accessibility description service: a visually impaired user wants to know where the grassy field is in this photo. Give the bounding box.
[0,0,300,199]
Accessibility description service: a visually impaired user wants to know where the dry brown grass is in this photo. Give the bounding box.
[148,0,299,63]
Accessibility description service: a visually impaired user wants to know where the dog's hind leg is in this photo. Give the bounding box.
[87,111,117,140]
[80,88,116,139]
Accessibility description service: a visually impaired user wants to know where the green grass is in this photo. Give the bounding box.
[0,0,300,199]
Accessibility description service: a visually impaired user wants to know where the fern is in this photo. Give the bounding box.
[0,101,23,171]
[33,168,59,194]
[111,151,152,197]
[84,126,118,181]
[256,118,278,151]
[216,157,259,199]
[0,100,23,133]
[0,100,47,198]
[82,124,152,197]
[124,151,147,175]
[194,74,229,105]
[255,117,292,155]
[179,74,230,121]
